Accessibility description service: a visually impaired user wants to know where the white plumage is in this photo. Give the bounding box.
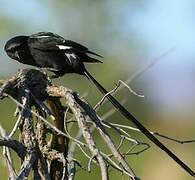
[57,45,71,50]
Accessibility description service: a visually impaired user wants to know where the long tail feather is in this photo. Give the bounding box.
[87,50,103,58]
[84,69,195,177]
[83,56,103,63]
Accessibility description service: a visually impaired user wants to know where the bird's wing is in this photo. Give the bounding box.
[57,40,103,58]
[29,32,102,56]
[28,32,103,64]
[28,32,65,51]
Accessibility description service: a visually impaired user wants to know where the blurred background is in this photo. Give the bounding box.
[0,0,195,179]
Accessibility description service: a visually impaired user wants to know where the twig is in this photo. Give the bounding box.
[0,137,26,159]
[110,123,195,144]
[65,91,109,180]
[93,82,119,111]
[17,88,38,179]
[8,114,22,138]
[7,94,87,147]
[74,94,138,180]
[95,48,175,109]
[117,80,144,98]
[0,124,17,179]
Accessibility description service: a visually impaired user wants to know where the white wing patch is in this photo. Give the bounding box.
[65,53,77,64]
[15,51,20,60]
[36,35,52,38]
[57,44,77,64]
[57,45,71,50]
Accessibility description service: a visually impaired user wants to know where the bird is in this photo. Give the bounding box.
[4,32,195,177]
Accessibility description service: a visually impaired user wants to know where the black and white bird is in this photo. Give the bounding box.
[4,32,195,177]
[4,32,103,77]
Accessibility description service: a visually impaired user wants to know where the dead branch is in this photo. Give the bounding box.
[0,69,141,180]
[0,67,192,180]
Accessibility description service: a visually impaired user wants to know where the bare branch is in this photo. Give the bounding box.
[0,124,17,179]
[64,91,108,180]
[1,66,193,180]
[74,95,138,180]
[0,137,26,159]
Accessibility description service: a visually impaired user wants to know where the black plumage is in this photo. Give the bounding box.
[4,32,195,177]
[4,32,102,77]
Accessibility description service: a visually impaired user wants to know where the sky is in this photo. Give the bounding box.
[130,0,195,116]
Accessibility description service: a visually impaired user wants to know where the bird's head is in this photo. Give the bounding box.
[4,36,28,61]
